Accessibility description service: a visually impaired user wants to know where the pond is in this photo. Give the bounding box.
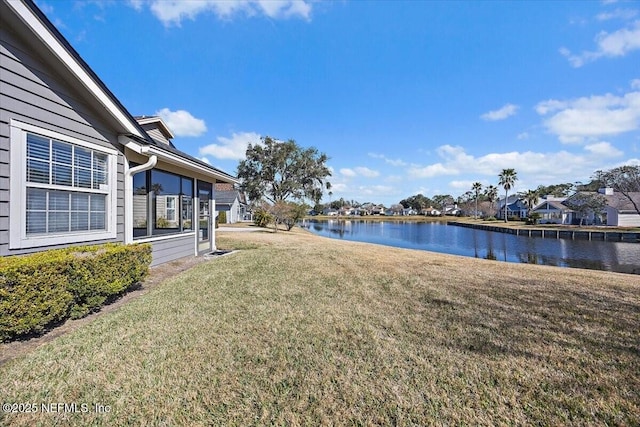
[302,220,640,274]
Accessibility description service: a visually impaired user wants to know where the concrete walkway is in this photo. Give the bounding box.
[217,226,265,232]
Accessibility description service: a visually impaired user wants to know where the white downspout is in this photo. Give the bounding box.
[124,154,157,244]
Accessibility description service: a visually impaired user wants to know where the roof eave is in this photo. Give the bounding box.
[8,0,150,141]
[120,136,238,184]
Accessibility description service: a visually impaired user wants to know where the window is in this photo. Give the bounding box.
[10,120,117,249]
[165,197,177,222]
[131,168,194,239]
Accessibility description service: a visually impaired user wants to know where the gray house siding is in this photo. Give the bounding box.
[148,235,195,266]
[0,20,125,256]
[217,199,240,223]
[140,125,170,146]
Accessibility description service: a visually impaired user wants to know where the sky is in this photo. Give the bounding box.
[37,0,640,206]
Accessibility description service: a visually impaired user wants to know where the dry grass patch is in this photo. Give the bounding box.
[1,229,639,425]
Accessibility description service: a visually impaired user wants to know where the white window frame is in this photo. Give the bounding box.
[165,195,177,222]
[9,120,118,249]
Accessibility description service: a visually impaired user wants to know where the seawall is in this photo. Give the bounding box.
[447,221,640,243]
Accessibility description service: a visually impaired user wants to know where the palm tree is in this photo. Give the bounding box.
[498,168,518,222]
[522,189,539,216]
[485,185,498,217]
[472,182,482,219]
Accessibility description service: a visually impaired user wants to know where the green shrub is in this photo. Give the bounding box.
[218,211,227,224]
[0,243,151,342]
[526,213,541,225]
[253,208,273,228]
[65,244,152,319]
[0,252,73,341]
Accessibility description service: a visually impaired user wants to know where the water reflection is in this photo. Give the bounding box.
[302,220,640,274]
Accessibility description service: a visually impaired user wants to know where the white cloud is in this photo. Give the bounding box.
[597,8,638,21]
[584,141,624,157]
[340,166,380,178]
[517,132,530,140]
[128,0,144,11]
[632,79,640,89]
[354,167,380,178]
[328,182,348,194]
[536,88,640,143]
[561,20,640,67]
[450,180,477,190]
[408,163,458,178]
[480,104,519,121]
[356,185,397,197]
[199,156,211,165]
[368,152,408,167]
[133,0,312,26]
[340,168,356,177]
[407,144,625,186]
[257,0,311,19]
[156,108,207,137]
[535,99,568,115]
[199,131,262,160]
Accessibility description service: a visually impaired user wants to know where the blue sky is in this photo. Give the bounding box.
[38,0,640,206]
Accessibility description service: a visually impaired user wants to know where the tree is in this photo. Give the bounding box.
[472,182,483,219]
[536,183,574,198]
[399,194,432,212]
[484,185,498,217]
[270,201,309,231]
[522,189,540,216]
[563,192,607,226]
[432,194,453,215]
[596,165,640,215]
[237,136,332,205]
[498,168,518,222]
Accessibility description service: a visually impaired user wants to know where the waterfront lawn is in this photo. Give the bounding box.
[1,229,639,425]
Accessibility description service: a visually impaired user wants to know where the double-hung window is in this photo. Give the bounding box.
[10,120,118,249]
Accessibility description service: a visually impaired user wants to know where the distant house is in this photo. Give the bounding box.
[370,205,386,215]
[496,196,528,220]
[214,183,249,223]
[532,189,640,227]
[531,197,573,225]
[422,207,441,216]
[600,189,640,227]
[338,206,354,216]
[1,0,237,265]
[444,205,461,216]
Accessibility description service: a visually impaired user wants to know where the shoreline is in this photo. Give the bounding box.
[447,220,640,242]
[306,214,640,233]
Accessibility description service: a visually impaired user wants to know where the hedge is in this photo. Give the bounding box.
[0,243,151,342]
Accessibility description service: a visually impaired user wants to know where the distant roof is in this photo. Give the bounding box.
[606,192,640,213]
[215,190,241,205]
[533,200,573,212]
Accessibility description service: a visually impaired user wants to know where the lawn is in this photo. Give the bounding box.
[1,228,639,425]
